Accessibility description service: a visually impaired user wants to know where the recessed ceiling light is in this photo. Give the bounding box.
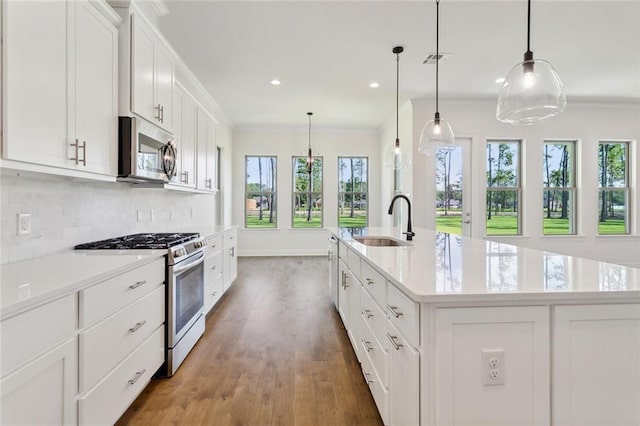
[369,82,380,88]
[270,79,281,86]
[495,77,505,84]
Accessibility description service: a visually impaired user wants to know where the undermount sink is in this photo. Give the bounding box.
[353,236,410,247]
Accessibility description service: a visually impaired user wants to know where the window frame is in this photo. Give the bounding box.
[244,155,278,229]
[291,155,324,229]
[338,156,369,228]
[597,140,630,235]
[542,140,577,235]
[485,139,522,236]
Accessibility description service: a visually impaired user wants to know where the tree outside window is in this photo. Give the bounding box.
[338,157,368,228]
[598,142,629,234]
[245,156,277,228]
[486,141,521,235]
[543,141,576,235]
[292,157,323,228]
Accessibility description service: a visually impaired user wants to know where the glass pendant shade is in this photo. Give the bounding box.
[384,140,411,169]
[497,58,566,125]
[418,113,455,155]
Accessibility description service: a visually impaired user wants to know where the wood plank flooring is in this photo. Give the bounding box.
[116,256,384,426]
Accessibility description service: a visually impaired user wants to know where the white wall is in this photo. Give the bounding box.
[0,172,217,263]
[410,99,640,266]
[233,127,380,256]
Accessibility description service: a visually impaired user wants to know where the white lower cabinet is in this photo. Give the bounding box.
[552,303,640,426]
[1,339,77,426]
[385,322,419,426]
[360,339,389,425]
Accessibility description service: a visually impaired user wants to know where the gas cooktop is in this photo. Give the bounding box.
[74,233,200,250]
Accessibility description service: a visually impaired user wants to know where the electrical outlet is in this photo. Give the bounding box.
[136,209,143,222]
[150,209,155,222]
[189,208,194,219]
[170,208,175,220]
[481,349,505,386]
[17,213,31,236]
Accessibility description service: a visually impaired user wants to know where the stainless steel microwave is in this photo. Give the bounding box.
[118,116,177,183]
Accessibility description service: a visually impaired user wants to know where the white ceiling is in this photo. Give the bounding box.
[160,1,640,129]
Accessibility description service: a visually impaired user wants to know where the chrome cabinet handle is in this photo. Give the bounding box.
[70,140,87,165]
[155,104,162,122]
[70,139,80,164]
[365,278,374,286]
[364,372,373,385]
[181,171,189,184]
[160,105,164,123]
[206,178,212,189]
[386,332,403,350]
[231,247,235,257]
[128,320,147,333]
[386,304,403,318]
[212,291,217,296]
[362,340,374,352]
[362,309,373,319]
[128,369,147,385]
[128,280,146,290]
[211,265,217,270]
[79,141,86,165]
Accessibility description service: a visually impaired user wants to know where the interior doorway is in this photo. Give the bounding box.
[434,138,472,236]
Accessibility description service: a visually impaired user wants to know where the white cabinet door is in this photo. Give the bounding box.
[553,304,640,426]
[223,242,237,291]
[196,109,217,191]
[205,119,217,190]
[337,260,350,326]
[180,92,197,187]
[1,339,76,426]
[3,1,69,168]
[387,325,419,426]
[155,44,174,131]
[74,0,118,175]
[131,14,156,124]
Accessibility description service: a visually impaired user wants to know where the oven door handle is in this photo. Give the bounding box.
[172,252,205,274]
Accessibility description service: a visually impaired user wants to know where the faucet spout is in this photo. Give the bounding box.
[388,194,415,241]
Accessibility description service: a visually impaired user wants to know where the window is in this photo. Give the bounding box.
[338,157,368,228]
[598,141,629,234]
[486,140,521,235]
[245,156,277,228]
[292,156,323,228]
[543,141,576,235]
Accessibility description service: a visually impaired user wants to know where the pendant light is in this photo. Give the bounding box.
[306,112,314,175]
[496,0,566,125]
[418,0,455,156]
[384,46,411,170]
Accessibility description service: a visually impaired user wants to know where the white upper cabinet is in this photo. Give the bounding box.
[131,13,174,132]
[171,84,197,187]
[197,109,217,192]
[2,0,120,178]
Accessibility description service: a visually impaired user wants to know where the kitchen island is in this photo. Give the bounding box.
[328,226,640,426]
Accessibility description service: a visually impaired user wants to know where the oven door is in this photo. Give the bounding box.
[168,251,205,347]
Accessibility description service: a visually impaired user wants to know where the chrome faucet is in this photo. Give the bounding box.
[388,194,415,241]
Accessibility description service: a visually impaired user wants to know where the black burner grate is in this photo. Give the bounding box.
[75,232,200,250]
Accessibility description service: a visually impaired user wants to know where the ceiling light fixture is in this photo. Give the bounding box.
[384,46,411,170]
[306,112,314,175]
[270,79,281,86]
[369,82,380,88]
[496,0,566,125]
[419,0,455,155]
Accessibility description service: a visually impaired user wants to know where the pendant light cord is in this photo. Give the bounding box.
[396,51,400,143]
[527,0,531,53]
[435,0,440,114]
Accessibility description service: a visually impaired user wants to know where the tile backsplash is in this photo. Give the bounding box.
[0,173,216,264]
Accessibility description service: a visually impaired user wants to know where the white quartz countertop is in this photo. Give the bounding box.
[328,227,640,303]
[0,250,165,319]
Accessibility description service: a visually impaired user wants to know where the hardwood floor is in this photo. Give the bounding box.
[116,257,384,426]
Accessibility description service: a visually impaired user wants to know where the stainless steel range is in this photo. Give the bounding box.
[75,232,207,376]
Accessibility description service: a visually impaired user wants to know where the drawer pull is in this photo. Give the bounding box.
[386,332,403,350]
[128,369,147,385]
[364,372,373,385]
[365,278,374,285]
[128,321,147,333]
[211,265,217,270]
[362,340,374,352]
[362,309,373,319]
[128,280,147,290]
[212,291,217,296]
[386,304,403,318]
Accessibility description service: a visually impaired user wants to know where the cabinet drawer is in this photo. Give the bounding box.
[204,274,224,312]
[360,288,389,350]
[360,260,386,307]
[205,234,223,252]
[386,283,419,348]
[80,258,165,328]
[360,343,389,425]
[223,228,237,245]
[79,326,164,426]
[1,294,75,376]
[346,247,361,278]
[79,285,164,392]
[204,250,223,285]
[360,319,388,388]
